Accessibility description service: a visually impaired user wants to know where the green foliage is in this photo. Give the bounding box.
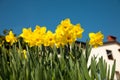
[0,41,116,80]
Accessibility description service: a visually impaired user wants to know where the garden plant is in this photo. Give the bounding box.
[0,18,115,80]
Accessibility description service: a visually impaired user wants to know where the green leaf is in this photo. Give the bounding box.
[110,60,116,80]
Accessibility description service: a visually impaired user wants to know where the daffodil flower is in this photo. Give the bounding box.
[89,31,104,47]
[5,31,17,45]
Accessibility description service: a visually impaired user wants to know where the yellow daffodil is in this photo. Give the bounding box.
[57,18,73,32]
[72,24,84,38]
[23,49,27,59]
[43,30,55,47]
[55,28,66,48]
[55,35,66,48]
[32,32,43,46]
[33,25,46,46]
[65,31,76,44]
[33,25,46,35]
[5,31,17,45]
[89,31,104,48]
[20,28,33,43]
[20,28,36,47]
[17,49,27,59]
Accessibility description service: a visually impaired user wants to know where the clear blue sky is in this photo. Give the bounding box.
[0,0,120,42]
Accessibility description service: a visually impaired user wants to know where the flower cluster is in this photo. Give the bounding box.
[55,18,84,47]
[19,18,84,47]
[5,18,104,48]
[20,26,47,47]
